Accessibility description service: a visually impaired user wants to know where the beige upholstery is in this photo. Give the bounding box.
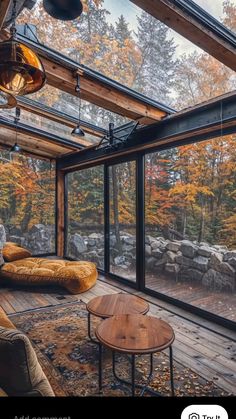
[0,327,55,396]
[0,307,54,397]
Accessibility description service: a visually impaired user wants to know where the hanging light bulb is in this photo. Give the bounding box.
[10,143,21,152]
[10,107,21,154]
[0,0,46,96]
[71,74,85,137]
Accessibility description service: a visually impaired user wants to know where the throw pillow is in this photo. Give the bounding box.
[2,245,32,262]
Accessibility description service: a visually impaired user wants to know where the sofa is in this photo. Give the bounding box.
[0,242,98,294]
[0,306,54,397]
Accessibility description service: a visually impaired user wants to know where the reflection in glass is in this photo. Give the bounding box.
[109,161,136,281]
[145,137,236,322]
[0,149,55,254]
[66,167,104,269]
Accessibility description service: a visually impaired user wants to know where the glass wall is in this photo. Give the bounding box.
[109,161,136,282]
[66,166,104,269]
[145,137,236,322]
[0,149,55,254]
[64,136,236,325]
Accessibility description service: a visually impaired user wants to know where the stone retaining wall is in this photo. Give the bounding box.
[0,224,54,254]
[1,223,235,292]
[68,232,236,292]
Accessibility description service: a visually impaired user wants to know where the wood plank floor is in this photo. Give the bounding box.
[0,278,235,395]
[146,274,236,322]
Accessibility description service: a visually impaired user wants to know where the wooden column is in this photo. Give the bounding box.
[56,168,65,257]
[0,0,11,31]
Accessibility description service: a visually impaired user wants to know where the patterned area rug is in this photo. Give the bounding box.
[10,301,228,397]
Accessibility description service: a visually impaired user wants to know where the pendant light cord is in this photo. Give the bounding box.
[10,0,17,39]
[75,73,81,123]
[15,107,20,144]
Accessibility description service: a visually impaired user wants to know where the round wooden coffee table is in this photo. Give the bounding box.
[86,293,149,343]
[95,314,175,397]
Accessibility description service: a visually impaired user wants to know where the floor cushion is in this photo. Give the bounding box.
[0,258,98,294]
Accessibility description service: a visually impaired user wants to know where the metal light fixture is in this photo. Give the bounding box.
[10,107,21,154]
[43,0,83,21]
[71,74,85,137]
[10,143,21,152]
[0,0,46,96]
[0,89,17,109]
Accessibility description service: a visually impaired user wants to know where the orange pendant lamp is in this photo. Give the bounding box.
[0,1,46,97]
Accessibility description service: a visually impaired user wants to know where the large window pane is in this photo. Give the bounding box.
[145,137,236,322]
[109,161,136,281]
[0,150,55,254]
[66,166,104,269]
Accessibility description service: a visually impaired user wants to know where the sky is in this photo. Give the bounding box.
[103,0,225,57]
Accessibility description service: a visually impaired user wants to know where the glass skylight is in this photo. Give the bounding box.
[17,0,236,112]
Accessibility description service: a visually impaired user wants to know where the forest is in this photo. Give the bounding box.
[0,0,236,251]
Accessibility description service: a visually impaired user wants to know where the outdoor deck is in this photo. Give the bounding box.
[145,274,236,322]
[0,276,235,395]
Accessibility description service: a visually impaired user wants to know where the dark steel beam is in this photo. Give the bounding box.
[131,0,236,72]
[57,92,236,170]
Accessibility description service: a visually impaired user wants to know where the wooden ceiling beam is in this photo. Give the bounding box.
[0,30,173,122]
[16,97,105,142]
[131,0,236,72]
[0,119,81,160]
[0,0,11,31]
[39,57,167,123]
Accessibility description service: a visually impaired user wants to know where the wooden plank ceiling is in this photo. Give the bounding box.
[1,0,236,159]
[0,124,81,159]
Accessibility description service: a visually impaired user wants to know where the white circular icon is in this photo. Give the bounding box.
[181,405,228,419]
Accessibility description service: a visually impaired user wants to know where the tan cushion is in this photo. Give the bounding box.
[0,258,97,294]
[0,387,7,396]
[0,307,15,329]
[0,326,54,396]
[3,244,32,262]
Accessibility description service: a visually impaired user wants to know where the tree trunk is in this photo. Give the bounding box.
[182,210,187,237]
[21,200,32,233]
[198,204,205,243]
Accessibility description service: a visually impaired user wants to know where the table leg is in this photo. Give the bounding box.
[169,346,174,397]
[88,312,99,344]
[131,354,135,397]
[98,343,103,393]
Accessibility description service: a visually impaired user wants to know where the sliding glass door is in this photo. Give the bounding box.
[64,141,236,327]
[144,139,236,323]
[66,166,104,269]
[108,161,137,282]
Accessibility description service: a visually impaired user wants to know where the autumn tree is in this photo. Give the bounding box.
[0,150,55,237]
[133,11,176,103]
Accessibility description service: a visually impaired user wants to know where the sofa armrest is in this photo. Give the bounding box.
[0,327,54,397]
